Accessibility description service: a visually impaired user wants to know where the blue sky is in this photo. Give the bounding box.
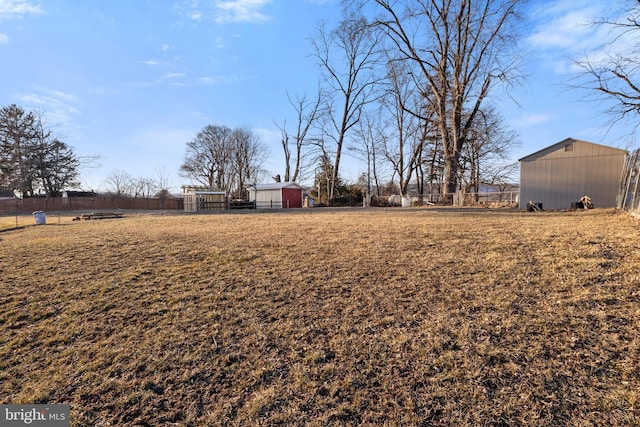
[0,0,635,193]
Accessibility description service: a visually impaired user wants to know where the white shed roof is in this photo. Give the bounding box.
[248,182,305,191]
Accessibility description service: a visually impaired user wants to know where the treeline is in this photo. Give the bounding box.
[0,104,80,197]
[102,168,174,201]
[272,2,524,205]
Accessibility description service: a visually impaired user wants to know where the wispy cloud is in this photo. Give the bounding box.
[0,32,8,43]
[174,0,271,25]
[16,87,80,127]
[197,74,239,85]
[141,60,160,66]
[162,72,187,79]
[527,1,604,51]
[512,113,554,127]
[526,1,631,74]
[0,0,44,16]
[214,0,272,24]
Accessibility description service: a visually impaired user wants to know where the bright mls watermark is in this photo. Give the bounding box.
[1,405,69,426]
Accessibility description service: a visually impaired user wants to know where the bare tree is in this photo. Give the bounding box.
[180,124,268,199]
[155,166,173,202]
[311,14,383,202]
[179,124,234,189]
[231,127,269,199]
[155,166,171,191]
[131,176,158,199]
[104,169,134,196]
[379,59,437,198]
[358,0,523,201]
[459,105,519,197]
[350,110,383,196]
[277,90,322,182]
[575,2,640,131]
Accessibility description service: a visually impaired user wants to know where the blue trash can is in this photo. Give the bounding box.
[33,211,46,225]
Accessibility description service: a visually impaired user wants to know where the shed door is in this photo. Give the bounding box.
[281,188,302,208]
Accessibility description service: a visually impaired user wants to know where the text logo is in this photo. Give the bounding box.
[1,405,69,426]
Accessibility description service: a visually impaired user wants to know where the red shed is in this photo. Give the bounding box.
[247,182,305,209]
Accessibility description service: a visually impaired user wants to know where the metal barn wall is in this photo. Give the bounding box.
[255,189,282,209]
[519,140,627,210]
[281,188,302,208]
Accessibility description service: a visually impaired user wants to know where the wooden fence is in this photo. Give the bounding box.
[0,196,182,214]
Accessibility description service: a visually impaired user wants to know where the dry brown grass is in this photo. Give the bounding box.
[1,208,639,426]
[0,214,37,231]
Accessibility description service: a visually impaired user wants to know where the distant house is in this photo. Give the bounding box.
[182,186,227,212]
[519,138,627,210]
[247,182,305,209]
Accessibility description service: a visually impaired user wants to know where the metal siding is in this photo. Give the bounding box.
[519,163,528,209]
[519,159,544,208]
[281,188,302,208]
[256,189,282,208]
[542,156,552,206]
[520,140,626,209]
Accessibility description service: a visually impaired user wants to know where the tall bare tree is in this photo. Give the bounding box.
[180,124,268,199]
[311,15,383,202]
[277,90,322,182]
[154,166,174,204]
[357,0,523,201]
[379,59,436,197]
[576,1,640,131]
[459,105,518,196]
[179,124,234,189]
[350,110,383,196]
[231,127,269,199]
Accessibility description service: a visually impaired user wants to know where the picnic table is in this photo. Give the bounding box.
[79,211,125,220]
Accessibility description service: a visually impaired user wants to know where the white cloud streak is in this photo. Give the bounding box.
[16,88,80,127]
[174,0,271,25]
[162,72,187,79]
[214,0,271,24]
[0,0,44,16]
[0,32,8,43]
[196,74,239,85]
[524,1,634,75]
[511,113,554,127]
[527,1,605,51]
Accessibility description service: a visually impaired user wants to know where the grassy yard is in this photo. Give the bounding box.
[1,208,639,426]
[0,214,34,231]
